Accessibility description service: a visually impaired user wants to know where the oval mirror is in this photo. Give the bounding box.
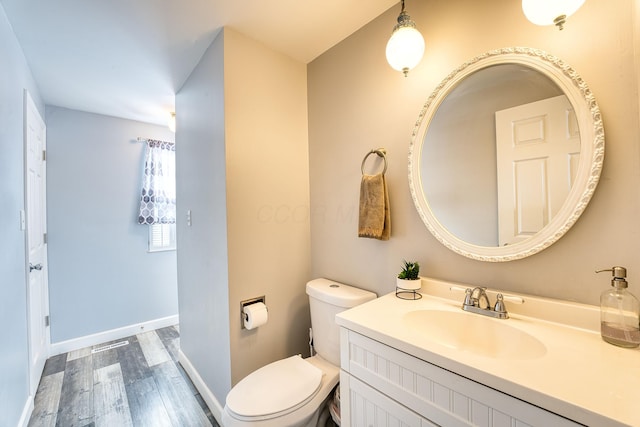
[409,47,604,262]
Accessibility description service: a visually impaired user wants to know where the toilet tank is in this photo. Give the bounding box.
[306,278,376,366]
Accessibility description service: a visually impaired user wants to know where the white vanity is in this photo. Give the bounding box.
[336,277,639,427]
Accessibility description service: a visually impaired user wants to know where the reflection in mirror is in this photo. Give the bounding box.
[409,48,604,262]
[422,64,574,247]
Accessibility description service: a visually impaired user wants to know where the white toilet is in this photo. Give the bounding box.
[222,278,376,427]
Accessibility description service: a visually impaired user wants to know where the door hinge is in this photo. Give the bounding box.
[42,150,46,161]
[43,232,47,244]
[45,315,50,327]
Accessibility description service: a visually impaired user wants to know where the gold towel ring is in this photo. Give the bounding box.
[361,148,387,175]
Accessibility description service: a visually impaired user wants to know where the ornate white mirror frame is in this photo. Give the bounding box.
[408,47,604,262]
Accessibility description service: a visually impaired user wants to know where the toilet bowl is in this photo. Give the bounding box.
[222,354,338,427]
[221,279,376,427]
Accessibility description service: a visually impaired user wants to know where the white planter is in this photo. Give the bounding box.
[396,278,422,291]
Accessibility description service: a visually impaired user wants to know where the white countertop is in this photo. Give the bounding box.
[335,277,640,427]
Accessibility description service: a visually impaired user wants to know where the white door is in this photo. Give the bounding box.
[25,90,49,395]
[495,95,580,246]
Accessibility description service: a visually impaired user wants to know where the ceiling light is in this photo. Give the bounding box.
[168,112,176,133]
[522,0,585,30]
[386,0,424,77]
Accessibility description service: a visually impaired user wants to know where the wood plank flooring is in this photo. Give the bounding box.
[28,326,219,427]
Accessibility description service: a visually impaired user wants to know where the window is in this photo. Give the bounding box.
[149,223,176,252]
[137,139,176,253]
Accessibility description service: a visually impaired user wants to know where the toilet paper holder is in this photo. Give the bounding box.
[240,296,266,329]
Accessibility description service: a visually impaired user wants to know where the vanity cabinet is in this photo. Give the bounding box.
[339,329,582,427]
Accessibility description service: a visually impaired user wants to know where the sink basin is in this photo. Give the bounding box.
[403,310,547,360]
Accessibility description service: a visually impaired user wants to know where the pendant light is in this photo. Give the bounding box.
[386,0,424,77]
[522,0,585,30]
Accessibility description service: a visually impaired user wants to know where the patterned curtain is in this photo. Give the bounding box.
[138,140,176,225]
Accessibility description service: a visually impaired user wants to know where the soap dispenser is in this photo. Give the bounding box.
[596,266,640,348]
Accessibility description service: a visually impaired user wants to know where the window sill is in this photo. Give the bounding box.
[148,247,176,253]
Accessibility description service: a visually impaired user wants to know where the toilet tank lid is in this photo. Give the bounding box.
[306,278,377,308]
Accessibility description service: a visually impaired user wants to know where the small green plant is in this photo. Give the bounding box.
[397,260,420,280]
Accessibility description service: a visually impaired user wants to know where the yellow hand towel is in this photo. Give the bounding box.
[358,173,390,240]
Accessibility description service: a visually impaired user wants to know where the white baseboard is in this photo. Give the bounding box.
[178,349,224,425]
[17,394,34,427]
[49,314,179,356]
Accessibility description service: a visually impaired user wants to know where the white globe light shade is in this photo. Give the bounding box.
[386,26,425,75]
[522,0,585,26]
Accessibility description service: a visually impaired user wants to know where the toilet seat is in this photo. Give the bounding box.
[226,355,323,421]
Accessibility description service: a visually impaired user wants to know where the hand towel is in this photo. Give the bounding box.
[358,173,390,240]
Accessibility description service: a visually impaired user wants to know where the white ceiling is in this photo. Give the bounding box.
[1,0,397,126]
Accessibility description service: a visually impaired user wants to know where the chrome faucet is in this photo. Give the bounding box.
[462,287,509,319]
[471,287,491,309]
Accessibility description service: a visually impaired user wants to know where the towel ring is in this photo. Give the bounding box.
[361,148,387,175]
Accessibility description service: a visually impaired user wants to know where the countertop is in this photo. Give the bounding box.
[335,277,640,427]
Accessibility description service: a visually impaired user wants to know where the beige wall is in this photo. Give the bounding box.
[224,28,311,385]
[308,0,640,305]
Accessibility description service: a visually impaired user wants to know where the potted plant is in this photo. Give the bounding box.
[397,260,421,290]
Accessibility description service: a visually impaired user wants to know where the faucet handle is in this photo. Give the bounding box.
[494,293,507,314]
[463,288,474,307]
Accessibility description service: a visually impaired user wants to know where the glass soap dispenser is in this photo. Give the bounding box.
[596,266,640,348]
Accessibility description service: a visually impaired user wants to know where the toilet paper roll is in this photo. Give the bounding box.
[243,302,268,330]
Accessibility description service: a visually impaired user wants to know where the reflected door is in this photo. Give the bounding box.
[495,95,580,246]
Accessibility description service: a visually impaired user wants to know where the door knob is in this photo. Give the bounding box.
[29,263,43,272]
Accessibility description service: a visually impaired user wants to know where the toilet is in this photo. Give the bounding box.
[222,278,376,427]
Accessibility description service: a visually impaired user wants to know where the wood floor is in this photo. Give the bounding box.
[28,325,219,427]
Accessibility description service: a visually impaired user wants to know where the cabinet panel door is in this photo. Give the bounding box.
[345,373,430,427]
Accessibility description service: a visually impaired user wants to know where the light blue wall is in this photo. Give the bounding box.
[46,107,178,343]
[176,30,232,404]
[0,4,45,425]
